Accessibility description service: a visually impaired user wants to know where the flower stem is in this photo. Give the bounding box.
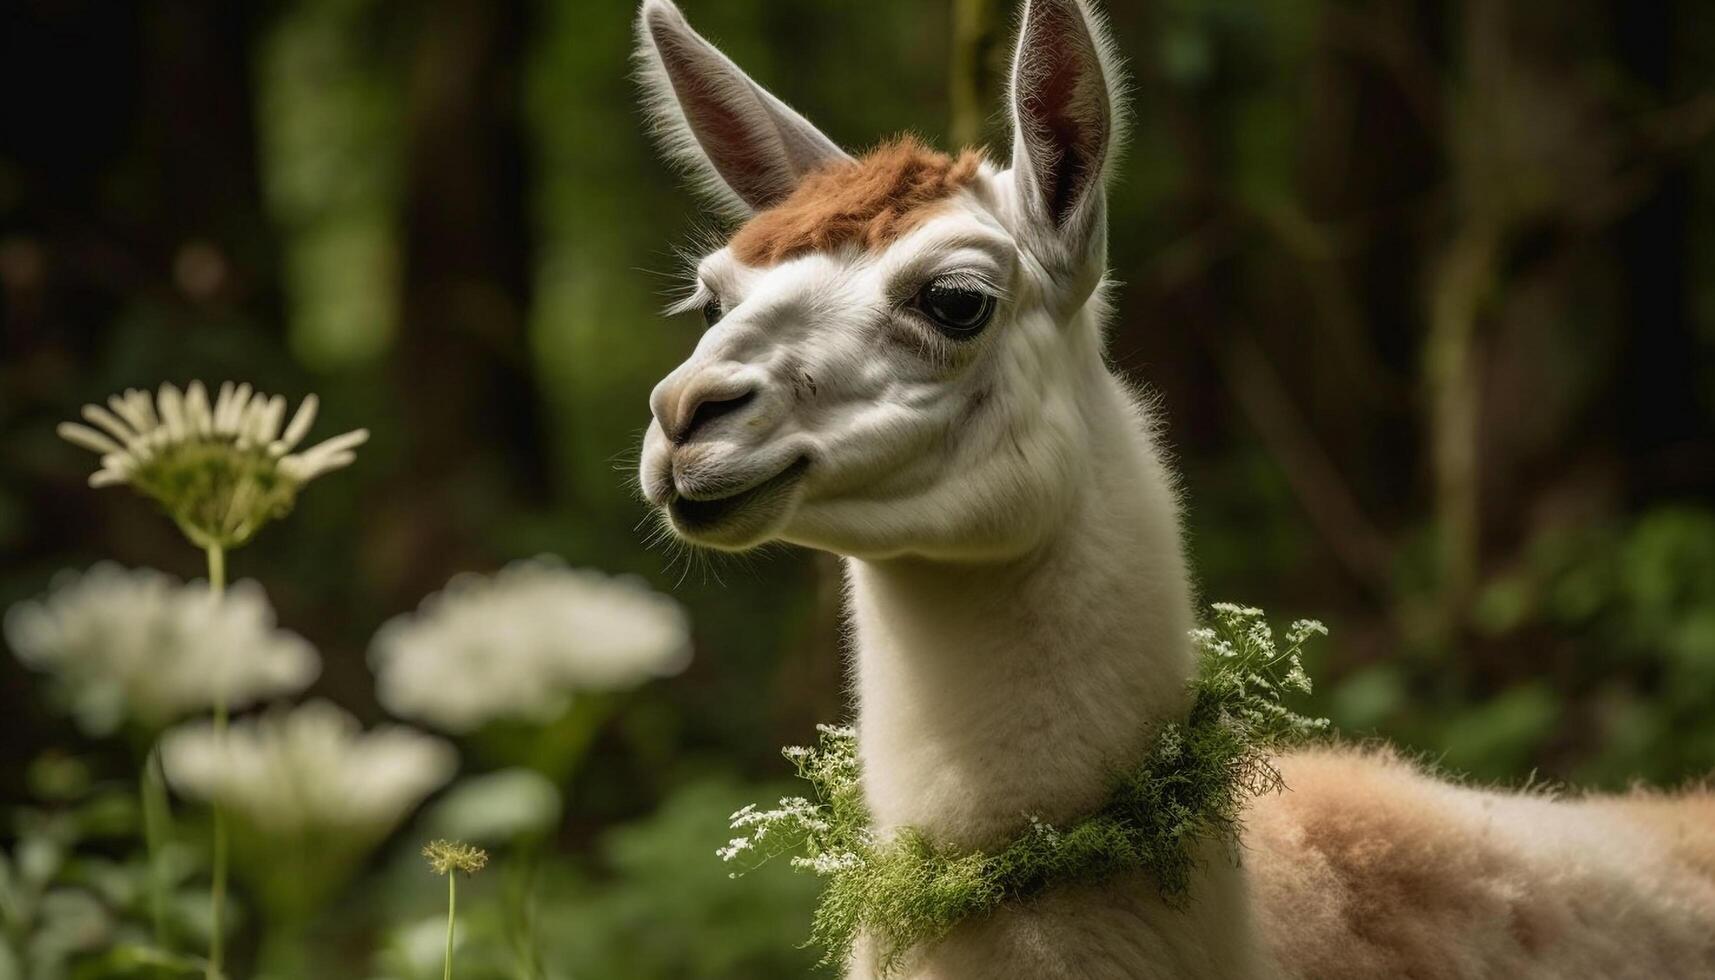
[504,842,545,980]
[208,542,225,593]
[140,743,172,946]
[205,543,228,980]
[444,872,457,980]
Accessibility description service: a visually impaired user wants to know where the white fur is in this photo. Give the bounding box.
[633,2,1715,977]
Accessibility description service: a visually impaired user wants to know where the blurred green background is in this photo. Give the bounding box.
[2,0,1713,976]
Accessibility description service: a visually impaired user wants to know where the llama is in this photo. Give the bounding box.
[632,0,1715,976]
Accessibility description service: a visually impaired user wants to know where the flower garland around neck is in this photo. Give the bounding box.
[719,603,1333,974]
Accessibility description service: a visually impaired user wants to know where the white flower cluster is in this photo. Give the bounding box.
[1192,603,1330,733]
[59,382,367,489]
[719,725,873,888]
[720,796,831,864]
[3,563,319,735]
[162,700,455,838]
[370,557,691,732]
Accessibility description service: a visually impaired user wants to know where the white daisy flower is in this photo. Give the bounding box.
[56,381,368,548]
[369,557,691,733]
[161,699,455,838]
[3,563,320,735]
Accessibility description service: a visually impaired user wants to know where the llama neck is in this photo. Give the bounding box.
[846,371,1196,850]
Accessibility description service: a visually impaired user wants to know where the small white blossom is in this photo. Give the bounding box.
[1155,723,1184,762]
[369,557,691,732]
[1024,815,1063,845]
[57,382,368,547]
[3,563,319,735]
[791,850,860,874]
[161,700,455,838]
[1210,602,1264,619]
[1246,619,1275,650]
[1286,619,1330,646]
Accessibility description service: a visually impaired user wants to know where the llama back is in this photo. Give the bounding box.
[1246,746,1715,979]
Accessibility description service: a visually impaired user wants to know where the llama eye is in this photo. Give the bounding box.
[702,296,724,327]
[914,277,996,338]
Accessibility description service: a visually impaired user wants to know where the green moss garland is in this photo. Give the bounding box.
[720,603,1331,974]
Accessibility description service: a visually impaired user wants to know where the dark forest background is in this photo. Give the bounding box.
[2,0,1713,976]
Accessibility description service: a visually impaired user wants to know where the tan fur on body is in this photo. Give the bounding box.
[1250,747,1715,979]
[730,136,984,266]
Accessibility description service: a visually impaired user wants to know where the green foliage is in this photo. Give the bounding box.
[1434,683,1560,778]
[0,755,216,980]
[723,604,1330,973]
[1319,507,1715,787]
[375,776,821,980]
[1532,508,1715,784]
[548,776,822,979]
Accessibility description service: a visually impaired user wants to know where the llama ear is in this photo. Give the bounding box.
[1007,0,1123,259]
[636,0,853,216]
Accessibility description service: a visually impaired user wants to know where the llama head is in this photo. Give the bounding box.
[635,0,1124,559]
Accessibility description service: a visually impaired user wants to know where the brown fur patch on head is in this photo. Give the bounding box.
[728,135,984,266]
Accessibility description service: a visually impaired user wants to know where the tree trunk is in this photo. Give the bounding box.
[385,0,541,601]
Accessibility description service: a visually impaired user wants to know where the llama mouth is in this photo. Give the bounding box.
[667,457,809,533]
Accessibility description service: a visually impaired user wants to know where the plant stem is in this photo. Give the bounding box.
[444,872,457,980]
[208,542,225,593]
[140,744,172,946]
[504,842,545,980]
[206,543,228,980]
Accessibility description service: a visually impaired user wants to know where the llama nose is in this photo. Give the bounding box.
[661,379,759,445]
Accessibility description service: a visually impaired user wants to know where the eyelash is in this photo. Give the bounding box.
[678,282,720,322]
[894,271,997,311]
